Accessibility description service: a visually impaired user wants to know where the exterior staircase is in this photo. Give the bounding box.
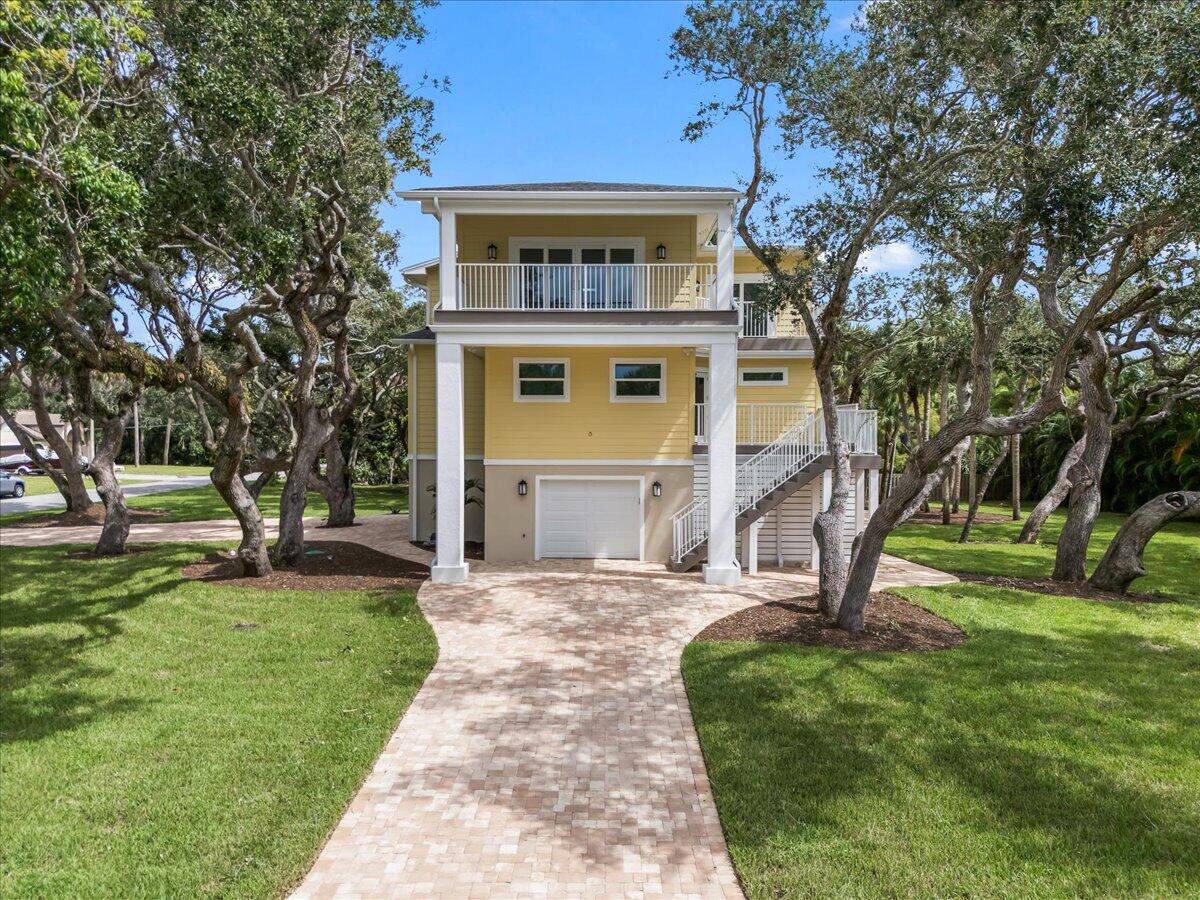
[670,412,824,573]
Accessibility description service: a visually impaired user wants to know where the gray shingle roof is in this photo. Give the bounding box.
[407,181,738,193]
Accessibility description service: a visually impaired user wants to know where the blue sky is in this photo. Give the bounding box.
[381,0,915,275]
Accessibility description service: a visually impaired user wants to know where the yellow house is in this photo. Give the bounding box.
[398,182,880,584]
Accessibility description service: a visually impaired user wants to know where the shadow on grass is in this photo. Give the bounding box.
[0,546,190,745]
[684,582,1200,893]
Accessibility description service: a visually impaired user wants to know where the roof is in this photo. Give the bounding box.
[10,410,64,428]
[406,181,738,194]
[395,326,434,343]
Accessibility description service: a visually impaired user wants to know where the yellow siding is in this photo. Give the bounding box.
[409,343,484,457]
[456,215,697,264]
[699,248,808,336]
[485,347,694,460]
[425,264,439,317]
[736,358,817,407]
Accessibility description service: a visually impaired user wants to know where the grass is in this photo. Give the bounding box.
[118,464,214,477]
[0,482,408,526]
[683,503,1200,898]
[0,543,436,898]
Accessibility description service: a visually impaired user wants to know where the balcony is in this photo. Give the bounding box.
[695,403,878,453]
[453,263,717,311]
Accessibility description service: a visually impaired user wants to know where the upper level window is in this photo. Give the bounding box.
[514,358,569,402]
[611,359,666,403]
[739,367,788,386]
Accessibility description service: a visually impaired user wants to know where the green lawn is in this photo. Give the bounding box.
[118,464,214,477]
[0,482,408,526]
[683,504,1200,898]
[0,544,437,897]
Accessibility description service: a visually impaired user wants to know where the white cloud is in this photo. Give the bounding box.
[857,241,921,276]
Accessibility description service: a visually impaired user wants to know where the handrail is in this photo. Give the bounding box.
[673,406,880,563]
[455,262,717,311]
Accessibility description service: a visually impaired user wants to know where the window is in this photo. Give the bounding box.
[514,358,569,402]
[611,359,666,403]
[739,367,788,386]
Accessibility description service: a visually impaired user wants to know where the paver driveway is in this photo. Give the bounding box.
[294,555,955,899]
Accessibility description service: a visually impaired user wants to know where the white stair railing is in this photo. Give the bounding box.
[671,411,821,563]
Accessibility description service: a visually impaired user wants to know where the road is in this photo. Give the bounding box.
[0,475,212,516]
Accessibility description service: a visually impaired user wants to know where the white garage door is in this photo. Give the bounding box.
[537,479,641,559]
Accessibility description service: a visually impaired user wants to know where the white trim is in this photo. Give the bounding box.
[483,458,692,467]
[738,366,789,386]
[513,357,570,403]
[414,454,484,461]
[508,237,646,264]
[610,357,667,403]
[429,325,738,348]
[735,349,815,359]
[533,474,645,562]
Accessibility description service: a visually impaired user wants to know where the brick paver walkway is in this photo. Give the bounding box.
[294,554,956,899]
[1,512,954,897]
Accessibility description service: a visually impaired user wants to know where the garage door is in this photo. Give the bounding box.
[537,479,641,559]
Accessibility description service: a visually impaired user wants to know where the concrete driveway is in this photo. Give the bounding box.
[295,554,956,899]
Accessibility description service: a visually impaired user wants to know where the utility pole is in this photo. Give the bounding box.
[162,417,173,466]
[133,400,141,467]
[88,418,95,461]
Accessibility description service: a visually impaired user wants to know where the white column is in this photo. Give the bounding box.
[704,338,740,585]
[812,468,832,570]
[432,339,468,583]
[438,207,457,310]
[716,204,734,310]
[868,469,880,516]
[747,518,763,575]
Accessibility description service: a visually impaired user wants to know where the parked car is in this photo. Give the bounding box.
[0,472,26,498]
[0,449,86,476]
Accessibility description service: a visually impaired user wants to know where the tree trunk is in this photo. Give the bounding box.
[88,402,134,555]
[276,429,323,567]
[1010,431,1022,520]
[1053,338,1115,582]
[319,434,356,527]
[210,397,271,577]
[815,384,851,618]
[132,399,140,467]
[1018,434,1085,544]
[1088,491,1200,593]
[967,436,977,509]
[162,417,173,466]
[959,437,1010,543]
[2,374,93,510]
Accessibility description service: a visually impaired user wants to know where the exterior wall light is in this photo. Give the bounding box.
[652,480,662,498]
[487,243,498,261]
[656,243,667,260]
[517,478,528,496]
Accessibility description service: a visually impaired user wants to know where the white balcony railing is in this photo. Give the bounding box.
[694,403,878,453]
[738,300,775,337]
[454,263,717,311]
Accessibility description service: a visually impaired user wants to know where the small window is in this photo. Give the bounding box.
[514,358,569,402]
[611,359,666,403]
[739,367,788,386]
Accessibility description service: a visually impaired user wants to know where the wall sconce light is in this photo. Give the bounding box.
[487,242,498,261]
[517,479,528,496]
[656,243,667,260]
[652,480,662,498]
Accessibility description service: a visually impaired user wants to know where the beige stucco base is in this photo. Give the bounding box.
[409,458,484,544]
[483,464,694,563]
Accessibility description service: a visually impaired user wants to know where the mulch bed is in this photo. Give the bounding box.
[908,509,1012,526]
[950,570,1174,604]
[695,592,967,652]
[6,505,169,528]
[182,540,428,591]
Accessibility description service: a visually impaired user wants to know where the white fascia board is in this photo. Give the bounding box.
[428,325,739,347]
[696,348,815,358]
[483,458,694,467]
[400,189,740,202]
[411,198,734,217]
